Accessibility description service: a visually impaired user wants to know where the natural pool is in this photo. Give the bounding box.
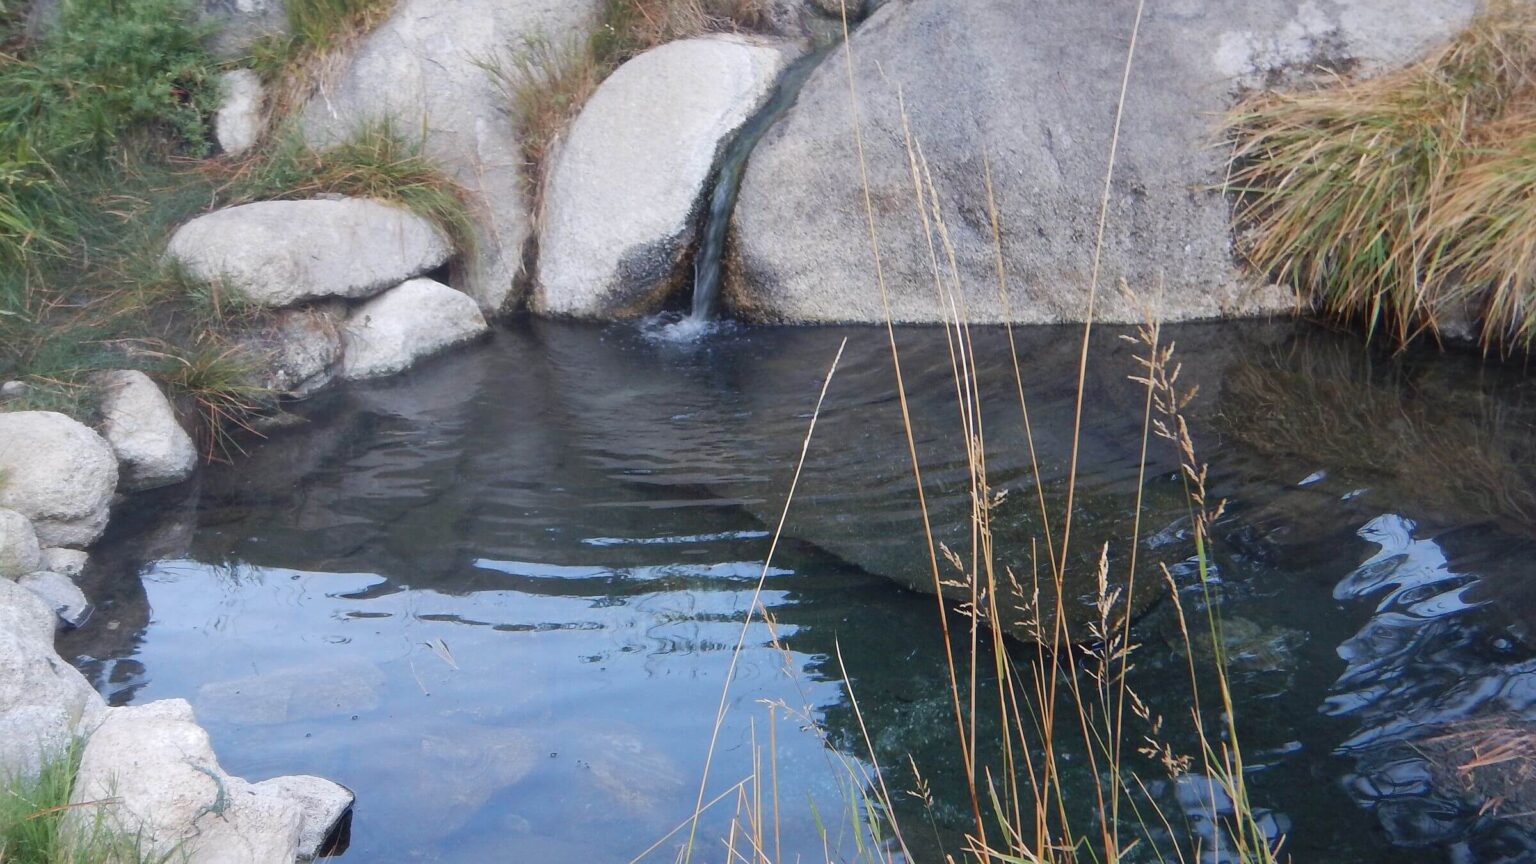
[56,319,1536,863]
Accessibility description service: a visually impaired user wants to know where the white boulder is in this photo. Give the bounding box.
[251,775,354,860]
[0,578,106,779]
[166,198,453,308]
[301,0,600,314]
[69,699,303,864]
[18,571,91,629]
[535,36,799,318]
[95,370,197,492]
[38,547,87,578]
[340,279,489,380]
[0,412,117,547]
[215,69,266,157]
[0,508,41,579]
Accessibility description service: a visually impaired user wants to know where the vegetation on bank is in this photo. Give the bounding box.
[0,0,467,453]
[489,0,775,208]
[1227,0,1536,350]
[0,745,149,864]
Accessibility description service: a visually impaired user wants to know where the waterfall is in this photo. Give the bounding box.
[689,46,835,322]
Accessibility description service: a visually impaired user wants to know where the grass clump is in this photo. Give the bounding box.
[1226,0,1536,350]
[227,121,476,254]
[248,0,394,88]
[488,0,771,206]
[0,745,150,864]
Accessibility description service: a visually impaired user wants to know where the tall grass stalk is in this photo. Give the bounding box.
[0,744,151,864]
[668,0,1280,860]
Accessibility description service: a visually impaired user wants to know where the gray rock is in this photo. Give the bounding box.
[199,0,289,59]
[38,547,88,579]
[241,305,346,399]
[0,508,41,580]
[0,381,26,399]
[94,370,198,492]
[68,699,302,864]
[535,36,798,318]
[0,412,118,547]
[250,775,354,861]
[0,578,107,779]
[301,0,600,314]
[18,571,91,630]
[215,69,266,156]
[340,279,489,380]
[166,198,453,308]
[196,657,384,725]
[726,0,1472,324]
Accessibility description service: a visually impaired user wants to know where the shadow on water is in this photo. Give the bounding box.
[54,318,1536,862]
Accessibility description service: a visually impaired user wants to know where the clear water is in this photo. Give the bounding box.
[58,319,1536,863]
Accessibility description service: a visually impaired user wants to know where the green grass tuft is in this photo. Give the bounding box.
[0,743,153,864]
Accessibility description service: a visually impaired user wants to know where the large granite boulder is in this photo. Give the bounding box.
[95,370,198,492]
[0,508,41,580]
[301,0,601,314]
[725,0,1473,324]
[68,699,349,864]
[0,577,106,779]
[340,278,489,380]
[0,412,118,547]
[166,198,452,308]
[534,36,799,318]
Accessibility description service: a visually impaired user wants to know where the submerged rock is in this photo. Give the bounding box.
[215,68,266,156]
[726,0,1472,324]
[0,508,41,580]
[301,0,600,314]
[69,699,303,864]
[95,370,198,492]
[535,36,799,318]
[0,577,106,779]
[340,278,489,380]
[18,571,92,630]
[0,412,118,547]
[166,198,452,308]
[196,658,384,726]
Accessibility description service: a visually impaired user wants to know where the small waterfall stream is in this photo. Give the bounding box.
[688,45,836,321]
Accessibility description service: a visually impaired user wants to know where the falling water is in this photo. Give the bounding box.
[689,46,834,322]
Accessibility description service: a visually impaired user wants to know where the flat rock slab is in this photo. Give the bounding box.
[0,411,118,548]
[341,278,489,380]
[726,0,1473,324]
[167,198,452,308]
[535,35,799,318]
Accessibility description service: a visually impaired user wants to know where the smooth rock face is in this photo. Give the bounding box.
[18,571,92,629]
[341,279,489,380]
[0,578,106,779]
[69,699,303,864]
[167,199,453,308]
[0,508,41,580]
[38,547,87,578]
[215,69,265,156]
[726,0,1473,324]
[302,0,601,314]
[0,412,118,547]
[95,370,197,492]
[535,36,798,318]
[251,775,354,860]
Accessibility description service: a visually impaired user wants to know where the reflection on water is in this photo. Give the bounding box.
[53,319,1536,863]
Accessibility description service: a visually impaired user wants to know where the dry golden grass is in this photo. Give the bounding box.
[1226,0,1536,350]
